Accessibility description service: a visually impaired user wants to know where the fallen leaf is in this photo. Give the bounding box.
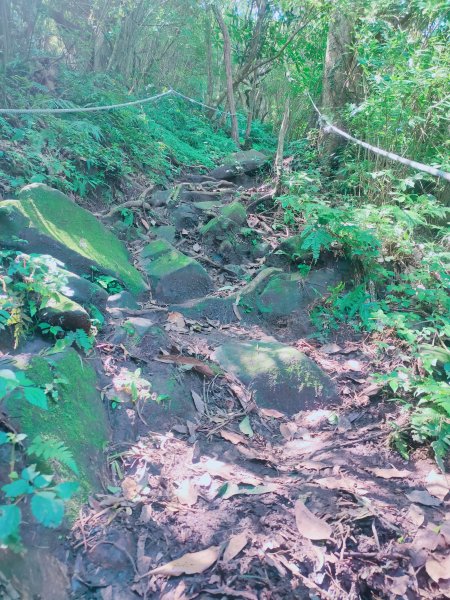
[425,470,450,501]
[141,218,150,231]
[371,468,412,479]
[155,354,214,378]
[222,483,277,499]
[344,359,364,372]
[406,490,442,507]
[280,422,297,440]
[317,476,368,495]
[166,311,187,331]
[321,343,342,354]
[413,526,441,551]
[191,390,205,414]
[121,477,140,500]
[175,479,198,506]
[440,520,450,544]
[294,500,332,540]
[239,416,253,437]
[149,546,221,577]
[425,554,450,583]
[196,458,259,485]
[222,531,248,562]
[405,504,425,527]
[220,430,247,445]
[389,575,410,596]
[260,407,284,418]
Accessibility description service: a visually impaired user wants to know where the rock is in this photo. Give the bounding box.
[255,273,302,318]
[121,317,155,338]
[200,202,247,250]
[170,295,236,323]
[213,341,339,416]
[32,254,108,311]
[0,184,146,295]
[148,189,171,207]
[107,291,139,310]
[0,547,70,600]
[172,204,199,230]
[209,150,268,181]
[39,292,91,333]
[5,348,110,498]
[140,240,213,303]
[149,225,176,244]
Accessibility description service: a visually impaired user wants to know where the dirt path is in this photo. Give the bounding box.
[68,174,450,600]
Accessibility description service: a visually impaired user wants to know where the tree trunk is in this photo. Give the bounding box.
[321,10,356,157]
[205,10,214,106]
[212,5,239,145]
[0,0,11,74]
[274,98,291,195]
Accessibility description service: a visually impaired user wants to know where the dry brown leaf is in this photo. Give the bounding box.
[121,476,140,500]
[316,476,368,495]
[425,554,450,583]
[294,500,332,540]
[260,407,284,419]
[195,458,260,485]
[220,430,247,445]
[425,470,450,501]
[175,479,198,506]
[222,483,277,499]
[222,531,248,563]
[166,311,187,331]
[389,575,410,596]
[406,490,442,507]
[149,546,221,577]
[155,354,214,378]
[191,390,205,414]
[371,468,412,479]
[321,343,342,354]
[405,504,425,527]
[280,422,297,440]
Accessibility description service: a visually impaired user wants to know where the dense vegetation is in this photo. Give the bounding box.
[0,0,449,555]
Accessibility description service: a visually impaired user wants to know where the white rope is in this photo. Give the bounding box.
[309,95,450,183]
[0,89,174,114]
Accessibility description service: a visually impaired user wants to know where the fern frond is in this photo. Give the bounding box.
[27,435,79,475]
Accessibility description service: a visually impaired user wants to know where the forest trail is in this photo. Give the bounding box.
[64,162,449,600]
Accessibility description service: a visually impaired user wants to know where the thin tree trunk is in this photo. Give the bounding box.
[205,10,214,106]
[321,10,356,157]
[0,0,11,75]
[275,99,291,195]
[212,5,239,145]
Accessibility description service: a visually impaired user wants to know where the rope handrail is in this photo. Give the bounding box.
[308,94,450,183]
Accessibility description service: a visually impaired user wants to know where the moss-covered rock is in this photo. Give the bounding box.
[0,184,146,295]
[208,150,268,181]
[213,341,339,415]
[5,348,110,498]
[140,240,213,303]
[39,292,91,333]
[149,225,176,243]
[221,202,247,225]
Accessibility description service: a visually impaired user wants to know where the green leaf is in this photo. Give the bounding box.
[53,481,79,500]
[27,435,79,475]
[23,387,48,410]
[31,492,64,528]
[0,504,21,543]
[0,431,9,445]
[2,479,32,498]
[239,416,253,437]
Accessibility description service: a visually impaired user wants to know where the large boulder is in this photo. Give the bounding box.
[39,292,91,333]
[0,184,146,295]
[5,348,110,497]
[140,239,213,303]
[213,341,339,416]
[208,150,268,181]
[30,254,109,312]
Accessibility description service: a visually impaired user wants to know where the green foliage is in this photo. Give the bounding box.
[0,436,79,548]
[0,70,238,199]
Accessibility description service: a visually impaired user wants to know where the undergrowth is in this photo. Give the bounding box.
[0,68,245,200]
[278,138,450,467]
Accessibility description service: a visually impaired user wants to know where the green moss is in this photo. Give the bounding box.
[7,184,145,294]
[8,349,110,500]
[221,201,247,224]
[143,250,194,278]
[141,238,173,260]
